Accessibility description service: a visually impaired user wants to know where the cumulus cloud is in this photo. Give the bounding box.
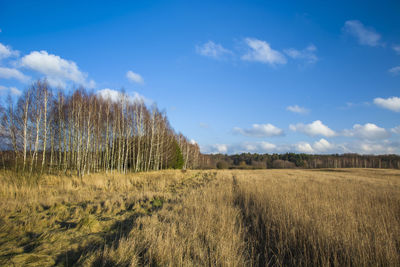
[259,141,277,150]
[97,88,123,102]
[0,42,19,60]
[286,105,309,114]
[355,141,398,154]
[97,88,151,105]
[126,70,144,84]
[374,96,400,112]
[0,67,30,82]
[343,123,390,140]
[233,123,284,137]
[389,66,400,75]
[206,144,228,154]
[242,141,277,153]
[295,139,336,154]
[289,120,335,137]
[393,45,400,55]
[343,20,382,46]
[284,44,318,64]
[200,138,400,155]
[20,50,95,88]
[313,138,334,152]
[196,41,232,59]
[242,38,287,65]
[327,140,400,155]
[202,141,279,154]
[295,142,314,153]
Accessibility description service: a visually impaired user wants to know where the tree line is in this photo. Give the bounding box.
[0,80,200,176]
[202,153,400,169]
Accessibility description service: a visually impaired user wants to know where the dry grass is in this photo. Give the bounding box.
[0,169,399,266]
[232,169,400,266]
[0,170,218,266]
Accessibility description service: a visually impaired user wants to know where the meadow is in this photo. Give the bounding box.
[0,169,399,266]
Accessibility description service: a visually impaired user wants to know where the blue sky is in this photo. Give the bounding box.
[0,0,399,154]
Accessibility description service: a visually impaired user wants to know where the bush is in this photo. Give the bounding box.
[216,161,229,169]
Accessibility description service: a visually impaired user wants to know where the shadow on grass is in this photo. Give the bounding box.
[54,213,141,266]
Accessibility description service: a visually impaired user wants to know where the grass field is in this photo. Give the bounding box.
[0,169,399,266]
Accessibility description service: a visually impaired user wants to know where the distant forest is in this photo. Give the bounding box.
[199,153,400,169]
[0,80,200,176]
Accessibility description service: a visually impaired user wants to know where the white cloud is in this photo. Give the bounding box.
[214,144,228,154]
[295,142,314,153]
[97,88,151,105]
[356,142,397,154]
[126,70,144,84]
[313,138,334,152]
[203,141,279,154]
[374,96,400,112]
[343,123,390,140]
[97,88,122,102]
[0,85,22,96]
[200,138,400,155]
[327,140,400,155]
[200,144,229,154]
[284,44,318,64]
[131,92,151,105]
[190,139,197,145]
[343,20,381,47]
[286,105,309,114]
[290,120,335,137]
[196,41,232,59]
[391,126,400,135]
[233,123,284,137]
[393,45,400,55]
[242,38,287,65]
[260,141,277,150]
[20,50,95,88]
[389,66,400,75]
[242,143,257,152]
[295,139,335,154]
[242,141,277,153]
[0,42,19,60]
[9,87,21,96]
[0,67,30,82]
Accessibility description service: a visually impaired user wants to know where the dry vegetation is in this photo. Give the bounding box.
[0,169,399,266]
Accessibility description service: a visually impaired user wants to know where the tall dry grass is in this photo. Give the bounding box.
[0,170,218,266]
[86,171,248,266]
[233,169,400,266]
[0,168,399,266]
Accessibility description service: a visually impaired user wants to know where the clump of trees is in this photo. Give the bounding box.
[0,80,200,176]
[203,153,400,169]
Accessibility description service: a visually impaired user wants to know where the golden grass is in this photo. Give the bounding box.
[0,169,399,266]
[232,169,400,266]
